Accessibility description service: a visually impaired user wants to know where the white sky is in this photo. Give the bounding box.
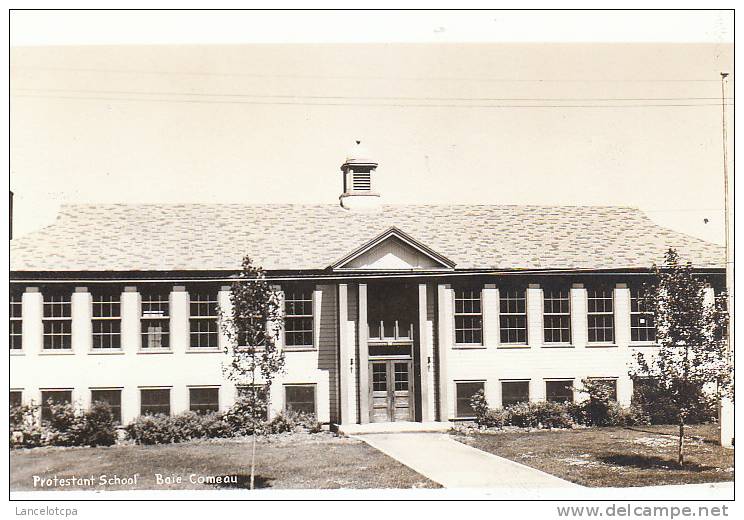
[8,11,734,246]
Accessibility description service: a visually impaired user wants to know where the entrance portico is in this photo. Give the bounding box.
[337,281,437,426]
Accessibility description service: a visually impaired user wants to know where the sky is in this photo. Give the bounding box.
[9,31,733,246]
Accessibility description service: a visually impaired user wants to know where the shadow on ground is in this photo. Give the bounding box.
[622,427,718,446]
[213,474,274,489]
[598,453,714,472]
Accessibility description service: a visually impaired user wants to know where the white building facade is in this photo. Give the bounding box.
[9,146,726,427]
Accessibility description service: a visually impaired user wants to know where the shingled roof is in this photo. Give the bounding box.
[10,204,724,272]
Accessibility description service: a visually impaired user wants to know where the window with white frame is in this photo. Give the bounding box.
[284,287,314,348]
[284,384,316,415]
[140,388,171,416]
[454,288,482,345]
[587,288,614,343]
[141,291,170,349]
[589,378,618,401]
[500,288,527,344]
[91,389,122,423]
[455,381,485,418]
[236,385,269,420]
[546,380,574,403]
[10,390,22,408]
[501,381,530,407]
[10,291,22,350]
[630,288,656,342]
[190,290,219,348]
[189,387,219,414]
[92,290,121,349]
[543,288,571,344]
[43,292,72,350]
[41,389,72,421]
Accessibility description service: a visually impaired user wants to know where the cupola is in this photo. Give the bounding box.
[339,141,381,210]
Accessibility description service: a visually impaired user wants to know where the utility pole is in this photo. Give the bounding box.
[719,71,734,448]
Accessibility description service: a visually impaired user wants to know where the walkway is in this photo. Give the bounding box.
[355,432,579,489]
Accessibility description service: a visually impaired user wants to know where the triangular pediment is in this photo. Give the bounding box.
[331,227,455,271]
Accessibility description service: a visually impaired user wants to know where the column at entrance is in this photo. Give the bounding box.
[358,284,370,424]
[337,284,355,425]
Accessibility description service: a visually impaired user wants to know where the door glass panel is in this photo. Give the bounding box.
[394,362,409,391]
[372,363,387,392]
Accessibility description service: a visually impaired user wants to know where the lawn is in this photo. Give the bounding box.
[11,432,439,491]
[453,424,734,487]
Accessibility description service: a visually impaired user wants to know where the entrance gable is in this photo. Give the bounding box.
[331,227,455,271]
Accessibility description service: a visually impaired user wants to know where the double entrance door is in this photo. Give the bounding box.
[369,359,414,422]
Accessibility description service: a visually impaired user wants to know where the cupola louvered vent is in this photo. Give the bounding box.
[352,171,371,192]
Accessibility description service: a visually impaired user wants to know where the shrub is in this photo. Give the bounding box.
[9,404,43,448]
[43,402,88,446]
[608,402,650,426]
[83,402,118,447]
[268,410,322,434]
[125,414,180,445]
[222,397,267,436]
[577,379,615,426]
[631,379,716,425]
[470,390,507,428]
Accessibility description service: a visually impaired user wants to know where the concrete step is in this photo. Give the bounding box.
[336,421,451,435]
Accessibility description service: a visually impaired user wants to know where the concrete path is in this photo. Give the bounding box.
[356,432,579,489]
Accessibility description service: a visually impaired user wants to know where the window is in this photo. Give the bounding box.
[501,381,529,407]
[284,287,314,348]
[43,293,72,350]
[236,385,269,420]
[544,289,571,344]
[10,291,22,350]
[190,291,219,348]
[589,378,618,401]
[91,389,122,423]
[587,288,614,343]
[456,381,485,418]
[41,390,72,422]
[140,388,170,416]
[189,387,219,414]
[630,288,656,343]
[10,390,22,408]
[546,380,574,403]
[92,291,121,349]
[284,385,316,415]
[454,288,482,345]
[500,289,527,344]
[141,292,170,349]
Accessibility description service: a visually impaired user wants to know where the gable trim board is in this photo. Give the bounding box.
[331,227,456,271]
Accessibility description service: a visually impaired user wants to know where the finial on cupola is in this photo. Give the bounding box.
[339,140,381,210]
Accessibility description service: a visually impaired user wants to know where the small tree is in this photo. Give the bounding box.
[221,256,286,489]
[630,248,732,465]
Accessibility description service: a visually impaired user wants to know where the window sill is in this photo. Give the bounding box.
[39,350,75,355]
[452,345,486,350]
[586,344,618,348]
[630,342,658,347]
[186,348,222,353]
[284,347,318,352]
[137,349,174,355]
[89,350,125,355]
[541,344,575,349]
[497,344,530,349]
[10,351,25,356]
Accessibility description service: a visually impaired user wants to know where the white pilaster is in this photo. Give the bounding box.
[121,287,140,352]
[418,283,435,422]
[437,284,452,421]
[526,284,543,348]
[218,286,232,351]
[72,287,92,353]
[337,284,353,424]
[617,377,632,407]
[170,286,190,353]
[21,288,43,353]
[121,386,139,424]
[614,284,631,347]
[482,284,499,348]
[358,284,369,424]
[571,284,588,348]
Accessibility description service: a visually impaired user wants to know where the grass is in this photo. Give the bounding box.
[11,432,439,491]
[453,424,734,487]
